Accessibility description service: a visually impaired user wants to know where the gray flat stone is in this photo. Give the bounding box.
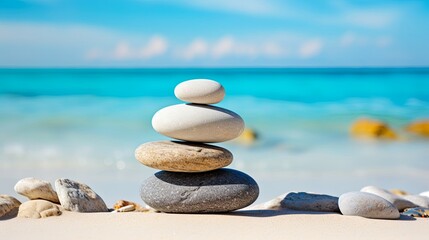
[141,168,259,213]
[361,186,416,211]
[339,192,400,219]
[14,177,59,203]
[0,195,21,218]
[281,192,340,212]
[248,192,340,213]
[135,141,233,172]
[55,178,108,212]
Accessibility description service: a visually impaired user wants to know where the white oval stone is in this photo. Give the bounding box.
[420,191,429,198]
[152,104,244,143]
[361,186,416,211]
[174,79,225,104]
[339,192,400,219]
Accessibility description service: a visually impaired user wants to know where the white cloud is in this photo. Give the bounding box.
[114,42,132,59]
[261,42,284,57]
[343,9,398,29]
[339,32,392,49]
[140,36,168,59]
[85,48,102,60]
[88,36,168,60]
[177,36,285,60]
[299,39,323,58]
[340,32,356,47]
[212,37,234,58]
[180,39,208,60]
[375,36,392,48]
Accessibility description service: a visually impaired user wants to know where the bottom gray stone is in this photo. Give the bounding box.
[141,168,259,213]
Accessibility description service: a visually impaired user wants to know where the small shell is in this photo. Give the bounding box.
[116,205,135,212]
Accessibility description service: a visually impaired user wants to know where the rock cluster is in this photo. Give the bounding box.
[8,177,108,219]
[252,186,429,220]
[136,79,259,213]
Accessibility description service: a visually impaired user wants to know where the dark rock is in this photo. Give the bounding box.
[140,168,259,213]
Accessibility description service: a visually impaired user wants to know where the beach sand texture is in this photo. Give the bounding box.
[1,210,428,240]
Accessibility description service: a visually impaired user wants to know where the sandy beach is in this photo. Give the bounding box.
[1,209,428,240]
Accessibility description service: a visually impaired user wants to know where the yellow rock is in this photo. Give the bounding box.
[235,128,258,145]
[390,189,409,196]
[350,118,398,140]
[406,120,429,137]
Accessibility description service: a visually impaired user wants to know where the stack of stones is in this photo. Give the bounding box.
[135,79,259,213]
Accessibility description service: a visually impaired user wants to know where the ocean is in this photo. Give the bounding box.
[1,68,429,205]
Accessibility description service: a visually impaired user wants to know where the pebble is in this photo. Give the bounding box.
[339,192,400,219]
[405,120,429,137]
[135,141,233,172]
[281,192,340,212]
[55,178,108,212]
[350,118,397,140]
[402,207,429,218]
[390,189,408,196]
[0,195,21,218]
[18,200,62,219]
[14,177,59,203]
[420,191,429,198]
[152,104,244,143]
[248,192,340,212]
[141,169,259,213]
[113,200,149,212]
[113,205,135,213]
[402,195,429,208]
[174,79,225,104]
[361,186,416,211]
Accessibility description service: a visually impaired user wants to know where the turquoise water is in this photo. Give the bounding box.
[1,68,429,205]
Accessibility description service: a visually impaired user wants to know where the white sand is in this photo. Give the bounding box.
[1,209,428,240]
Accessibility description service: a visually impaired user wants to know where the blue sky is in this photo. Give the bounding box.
[0,0,428,67]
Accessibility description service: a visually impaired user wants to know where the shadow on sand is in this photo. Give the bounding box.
[215,209,416,221]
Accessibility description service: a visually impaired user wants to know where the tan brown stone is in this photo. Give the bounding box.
[0,195,21,218]
[135,141,233,172]
[18,200,62,219]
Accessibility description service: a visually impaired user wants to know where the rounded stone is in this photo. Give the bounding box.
[152,104,244,143]
[135,141,233,172]
[281,192,340,212]
[0,195,21,218]
[55,178,108,213]
[174,79,225,104]
[361,186,416,211]
[140,169,259,213]
[339,192,400,219]
[14,177,59,203]
[420,191,429,198]
[18,200,62,219]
